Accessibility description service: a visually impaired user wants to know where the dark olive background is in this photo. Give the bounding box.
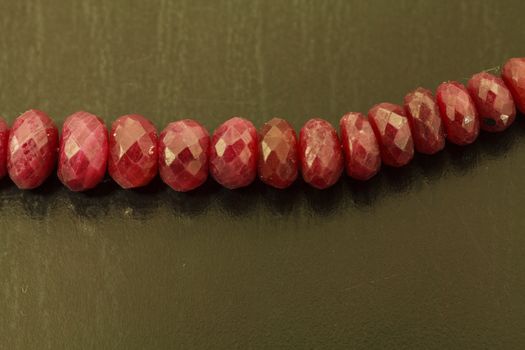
[1,0,525,349]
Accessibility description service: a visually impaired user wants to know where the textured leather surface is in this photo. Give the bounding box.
[1,0,525,348]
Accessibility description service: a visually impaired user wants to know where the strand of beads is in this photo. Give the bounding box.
[0,57,524,192]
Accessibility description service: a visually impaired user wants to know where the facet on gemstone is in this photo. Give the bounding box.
[57,111,108,191]
[467,72,516,132]
[436,81,480,145]
[299,118,343,189]
[209,117,258,189]
[258,117,298,189]
[339,112,381,180]
[159,119,209,192]
[368,103,414,167]
[108,114,158,189]
[0,117,8,180]
[403,88,445,154]
[7,109,59,189]
[502,57,525,114]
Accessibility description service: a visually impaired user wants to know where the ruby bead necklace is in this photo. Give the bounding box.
[0,57,524,192]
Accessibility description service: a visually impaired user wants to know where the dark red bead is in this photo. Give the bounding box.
[108,114,158,189]
[368,103,414,167]
[436,81,480,145]
[210,117,258,189]
[258,118,298,189]
[403,88,445,154]
[339,112,381,180]
[502,57,525,114]
[7,110,58,189]
[57,111,109,191]
[159,119,209,192]
[467,72,516,132]
[0,117,8,180]
[299,118,343,189]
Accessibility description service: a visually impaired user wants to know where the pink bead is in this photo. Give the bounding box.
[7,110,58,189]
[57,111,108,191]
[502,57,525,114]
[210,117,258,189]
[339,112,381,181]
[299,118,343,189]
[467,72,516,132]
[258,117,298,189]
[108,114,158,189]
[368,103,414,167]
[436,81,480,145]
[403,88,445,154]
[159,119,209,192]
[0,117,8,180]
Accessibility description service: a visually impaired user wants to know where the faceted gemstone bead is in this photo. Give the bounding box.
[210,117,258,189]
[159,119,209,192]
[299,118,343,189]
[258,117,298,189]
[57,111,108,191]
[7,109,58,189]
[339,112,381,180]
[403,88,445,154]
[467,72,516,132]
[436,81,480,145]
[368,103,414,167]
[108,114,158,189]
[502,57,525,114]
[0,117,8,180]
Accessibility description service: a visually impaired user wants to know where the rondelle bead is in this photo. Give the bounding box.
[339,112,381,180]
[210,117,258,189]
[467,72,516,132]
[159,119,209,192]
[57,111,108,191]
[299,118,343,189]
[258,117,298,189]
[368,103,414,167]
[501,57,525,114]
[108,114,158,189]
[403,88,445,154]
[7,109,58,189]
[0,117,8,180]
[436,81,480,146]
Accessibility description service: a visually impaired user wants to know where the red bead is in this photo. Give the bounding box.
[436,81,480,145]
[403,88,445,154]
[467,72,516,132]
[159,119,209,192]
[108,114,158,189]
[502,57,525,114]
[258,117,298,189]
[7,110,58,189]
[210,117,258,189]
[299,118,343,189]
[339,112,381,180]
[57,111,108,191]
[368,103,414,167]
[0,117,8,180]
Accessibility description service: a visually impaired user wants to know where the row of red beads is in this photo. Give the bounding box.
[0,57,524,192]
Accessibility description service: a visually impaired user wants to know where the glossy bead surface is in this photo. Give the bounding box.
[467,72,516,132]
[108,114,158,189]
[159,119,209,192]
[258,118,298,189]
[403,88,445,154]
[339,112,381,180]
[299,118,343,189]
[210,117,258,189]
[7,110,58,189]
[0,117,8,180]
[57,111,108,191]
[502,57,525,114]
[436,81,480,145]
[368,103,414,167]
